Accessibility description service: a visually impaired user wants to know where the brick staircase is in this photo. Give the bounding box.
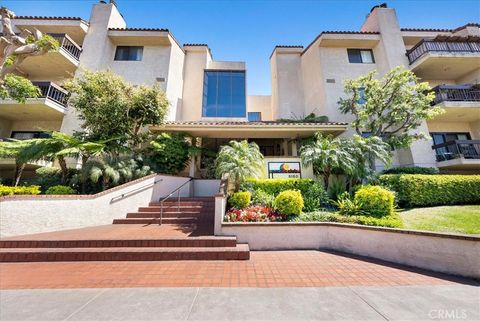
[0,197,250,262]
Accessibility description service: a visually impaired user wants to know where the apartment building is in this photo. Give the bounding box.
[0,1,478,179]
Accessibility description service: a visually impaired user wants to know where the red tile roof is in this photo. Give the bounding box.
[164,121,348,126]
[14,15,84,21]
[108,27,169,32]
[183,43,209,47]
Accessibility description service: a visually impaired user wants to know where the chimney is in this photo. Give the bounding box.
[361,3,388,32]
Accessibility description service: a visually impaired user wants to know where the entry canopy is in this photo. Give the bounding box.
[151,121,348,139]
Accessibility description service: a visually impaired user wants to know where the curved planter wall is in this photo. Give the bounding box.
[215,196,480,279]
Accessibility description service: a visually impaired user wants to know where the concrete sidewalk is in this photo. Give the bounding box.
[1,285,479,321]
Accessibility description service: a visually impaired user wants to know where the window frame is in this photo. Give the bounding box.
[114,46,144,61]
[347,49,375,64]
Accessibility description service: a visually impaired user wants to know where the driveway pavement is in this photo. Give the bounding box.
[1,285,479,321]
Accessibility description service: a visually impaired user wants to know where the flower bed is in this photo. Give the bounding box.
[224,206,286,222]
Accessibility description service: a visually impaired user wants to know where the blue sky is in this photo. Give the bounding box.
[4,0,479,95]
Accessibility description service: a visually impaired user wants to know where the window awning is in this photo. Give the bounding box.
[150,121,348,139]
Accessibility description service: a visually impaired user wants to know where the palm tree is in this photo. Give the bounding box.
[0,139,34,186]
[300,133,356,189]
[0,132,108,186]
[343,135,392,188]
[82,155,122,191]
[215,140,264,192]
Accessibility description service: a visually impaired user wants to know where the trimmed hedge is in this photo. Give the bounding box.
[45,185,77,195]
[228,191,251,209]
[354,185,395,217]
[241,178,314,196]
[382,166,439,175]
[274,190,304,215]
[292,211,403,228]
[379,174,480,207]
[0,185,41,196]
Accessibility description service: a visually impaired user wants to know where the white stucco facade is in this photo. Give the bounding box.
[1,1,479,175]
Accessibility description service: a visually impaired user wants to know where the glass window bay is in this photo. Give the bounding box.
[202,70,246,118]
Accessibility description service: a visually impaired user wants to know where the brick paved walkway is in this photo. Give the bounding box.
[0,251,473,289]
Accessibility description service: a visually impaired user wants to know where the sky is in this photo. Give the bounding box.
[3,0,480,95]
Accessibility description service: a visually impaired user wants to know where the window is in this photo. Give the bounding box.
[357,87,367,104]
[347,49,375,63]
[248,112,262,122]
[114,46,143,61]
[202,70,246,117]
[10,131,50,140]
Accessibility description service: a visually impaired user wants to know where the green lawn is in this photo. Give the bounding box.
[399,205,480,235]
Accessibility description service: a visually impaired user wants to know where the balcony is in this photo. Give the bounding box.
[432,140,480,170]
[406,37,480,80]
[430,85,480,122]
[17,34,81,79]
[0,82,68,121]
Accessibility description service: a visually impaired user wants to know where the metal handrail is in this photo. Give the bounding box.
[159,178,193,225]
[110,178,163,203]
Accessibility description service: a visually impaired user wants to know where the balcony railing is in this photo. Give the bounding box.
[32,82,69,107]
[432,85,480,104]
[432,140,480,162]
[406,39,480,64]
[49,33,82,60]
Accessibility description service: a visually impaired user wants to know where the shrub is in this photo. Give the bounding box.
[224,205,284,222]
[354,185,394,217]
[303,181,328,212]
[228,191,251,209]
[382,166,439,175]
[45,185,76,195]
[145,133,190,174]
[333,192,365,216]
[327,177,346,201]
[292,211,403,228]
[240,178,314,196]
[274,190,304,215]
[251,189,275,207]
[30,167,62,192]
[379,174,480,207]
[0,185,41,196]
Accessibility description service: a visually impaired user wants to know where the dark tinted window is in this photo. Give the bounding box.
[11,131,50,140]
[114,46,143,61]
[248,112,262,122]
[347,49,374,63]
[202,71,246,117]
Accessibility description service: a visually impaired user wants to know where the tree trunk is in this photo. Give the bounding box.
[58,156,68,184]
[14,163,25,186]
[323,169,330,191]
[81,155,89,194]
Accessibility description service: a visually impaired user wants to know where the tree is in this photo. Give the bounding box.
[338,66,443,149]
[300,133,391,190]
[144,133,191,174]
[300,133,356,190]
[215,140,264,192]
[64,70,169,148]
[0,132,108,185]
[0,6,59,102]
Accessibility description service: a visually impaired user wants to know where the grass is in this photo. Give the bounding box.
[399,205,480,235]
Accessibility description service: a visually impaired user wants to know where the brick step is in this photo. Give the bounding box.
[0,244,250,262]
[148,201,215,207]
[150,200,214,206]
[0,237,238,249]
[112,217,197,224]
[152,201,214,206]
[138,206,214,212]
[126,212,209,219]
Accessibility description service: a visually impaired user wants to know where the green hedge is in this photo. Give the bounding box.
[382,166,439,175]
[274,190,304,215]
[241,178,314,196]
[354,185,395,217]
[292,211,403,228]
[228,191,251,209]
[45,185,77,195]
[379,174,480,207]
[0,185,41,196]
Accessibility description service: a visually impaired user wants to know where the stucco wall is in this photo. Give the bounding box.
[218,222,480,279]
[247,95,272,121]
[0,175,219,237]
